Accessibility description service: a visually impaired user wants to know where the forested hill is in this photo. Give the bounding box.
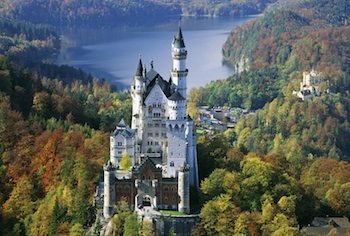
[189,1,350,234]
[222,0,350,72]
[0,17,60,64]
[0,0,276,27]
[0,54,132,235]
[188,0,350,160]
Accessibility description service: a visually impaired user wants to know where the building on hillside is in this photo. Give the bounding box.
[302,216,350,236]
[293,69,323,100]
[101,26,199,220]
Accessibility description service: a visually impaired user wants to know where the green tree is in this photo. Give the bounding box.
[199,194,240,235]
[201,169,226,198]
[69,223,84,236]
[123,214,139,236]
[140,220,154,236]
[2,176,35,220]
[120,153,132,170]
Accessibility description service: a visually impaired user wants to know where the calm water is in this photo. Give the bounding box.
[57,17,254,90]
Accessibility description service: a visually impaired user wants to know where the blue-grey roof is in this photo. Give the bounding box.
[173,26,185,48]
[143,71,172,100]
[168,91,185,101]
[112,120,135,138]
[136,58,143,76]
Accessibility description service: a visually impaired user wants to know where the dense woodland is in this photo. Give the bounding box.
[1,0,350,235]
[0,0,276,27]
[187,0,350,234]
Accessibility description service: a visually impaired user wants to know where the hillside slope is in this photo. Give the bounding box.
[0,0,276,27]
[189,0,350,160]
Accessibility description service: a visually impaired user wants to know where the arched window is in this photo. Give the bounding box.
[170,161,174,167]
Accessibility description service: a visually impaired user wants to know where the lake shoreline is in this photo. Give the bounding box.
[57,16,255,91]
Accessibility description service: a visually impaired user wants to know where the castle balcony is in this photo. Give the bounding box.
[171,70,188,78]
[143,152,161,158]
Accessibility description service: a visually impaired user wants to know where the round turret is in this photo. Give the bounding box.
[178,164,190,214]
[103,162,116,219]
[171,26,188,99]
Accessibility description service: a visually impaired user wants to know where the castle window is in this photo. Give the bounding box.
[155,141,159,146]
[172,187,176,192]
[162,133,166,137]
[170,161,174,167]
[155,123,159,127]
[147,133,152,137]
[162,124,166,128]
[155,132,159,137]
[117,142,122,146]
[118,151,122,154]
[164,186,169,191]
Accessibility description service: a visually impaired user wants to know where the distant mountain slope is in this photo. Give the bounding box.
[177,0,277,17]
[0,0,276,27]
[188,0,350,160]
[222,0,350,72]
[196,0,350,110]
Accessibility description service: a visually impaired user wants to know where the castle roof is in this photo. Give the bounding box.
[136,58,143,77]
[168,91,185,101]
[112,120,135,138]
[133,157,162,174]
[143,69,172,100]
[173,26,185,48]
[118,118,126,128]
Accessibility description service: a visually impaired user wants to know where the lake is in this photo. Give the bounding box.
[57,16,254,90]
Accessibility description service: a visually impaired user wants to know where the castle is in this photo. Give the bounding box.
[103,26,199,219]
[294,69,323,100]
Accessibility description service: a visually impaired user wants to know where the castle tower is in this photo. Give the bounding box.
[171,26,188,99]
[131,59,144,130]
[186,116,199,189]
[103,162,116,219]
[178,164,190,214]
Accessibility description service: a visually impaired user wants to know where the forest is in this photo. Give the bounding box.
[0,0,276,27]
[0,55,132,235]
[188,0,350,234]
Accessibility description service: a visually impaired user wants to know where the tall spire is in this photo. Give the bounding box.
[173,24,185,48]
[136,58,143,76]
